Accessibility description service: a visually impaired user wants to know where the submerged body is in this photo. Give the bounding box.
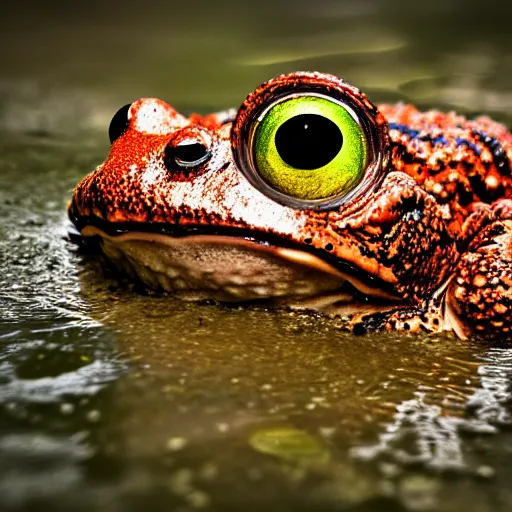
[69,72,512,340]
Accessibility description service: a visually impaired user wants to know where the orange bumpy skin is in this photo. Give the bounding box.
[69,72,512,341]
[446,200,512,338]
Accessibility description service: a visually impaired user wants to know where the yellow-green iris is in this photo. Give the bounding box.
[253,96,367,200]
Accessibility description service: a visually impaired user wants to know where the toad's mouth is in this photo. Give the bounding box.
[70,209,404,314]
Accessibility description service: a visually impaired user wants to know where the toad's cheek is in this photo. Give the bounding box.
[71,152,306,237]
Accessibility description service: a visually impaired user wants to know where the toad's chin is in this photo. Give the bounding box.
[76,224,404,316]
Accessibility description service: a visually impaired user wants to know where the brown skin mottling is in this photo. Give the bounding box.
[69,72,512,341]
[379,104,512,242]
[446,200,512,338]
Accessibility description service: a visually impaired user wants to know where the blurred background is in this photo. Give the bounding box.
[2,1,512,511]
[2,0,512,136]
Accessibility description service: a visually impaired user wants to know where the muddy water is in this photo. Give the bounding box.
[2,0,512,510]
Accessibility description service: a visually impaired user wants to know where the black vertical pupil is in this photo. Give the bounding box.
[274,114,343,170]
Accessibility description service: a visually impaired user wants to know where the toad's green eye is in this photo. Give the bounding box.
[231,73,389,210]
[252,96,367,200]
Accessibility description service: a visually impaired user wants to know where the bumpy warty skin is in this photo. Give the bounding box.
[69,72,512,340]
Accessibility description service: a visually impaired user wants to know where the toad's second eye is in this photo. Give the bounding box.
[251,96,367,201]
[109,104,131,143]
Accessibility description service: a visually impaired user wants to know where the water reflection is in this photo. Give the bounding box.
[1,136,512,510]
[69,263,512,508]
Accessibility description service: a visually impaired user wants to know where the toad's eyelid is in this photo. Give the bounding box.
[253,93,363,125]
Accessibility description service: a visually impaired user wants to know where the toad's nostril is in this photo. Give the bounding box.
[165,141,211,169]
